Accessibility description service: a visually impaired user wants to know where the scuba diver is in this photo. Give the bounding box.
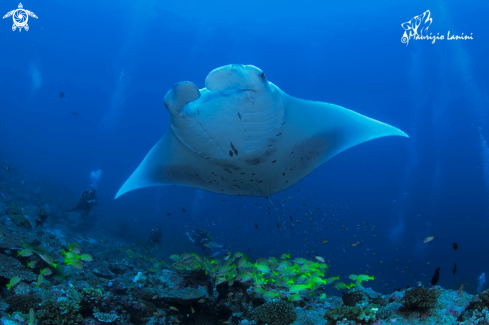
[147,227,162,246]
[186,227,226,257]
[67,188,98,219]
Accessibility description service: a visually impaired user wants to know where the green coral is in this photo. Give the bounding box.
[83,286,105,299]
[5,294,42,314]
[253,299,297,325]
[80,286,105,310]
[324,305,379,325]
[401,286,441,312]
[37,298,83,324]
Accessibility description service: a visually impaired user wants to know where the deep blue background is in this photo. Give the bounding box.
[1,0,488,294]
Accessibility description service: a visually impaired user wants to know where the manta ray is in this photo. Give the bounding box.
[115,64,407,199]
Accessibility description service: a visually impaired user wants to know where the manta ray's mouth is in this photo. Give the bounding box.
[115,64,407,199]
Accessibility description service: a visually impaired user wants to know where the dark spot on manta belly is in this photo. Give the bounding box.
[160,165,207,187]
[272,160,277,163]
[246,158,260,165]
[289,132,338,173]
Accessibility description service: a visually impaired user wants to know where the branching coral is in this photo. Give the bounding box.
[93,308,120,323]
[324,305,379,325]
[37,298,83,324]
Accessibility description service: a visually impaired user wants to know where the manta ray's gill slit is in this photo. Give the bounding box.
[230,142,238,155]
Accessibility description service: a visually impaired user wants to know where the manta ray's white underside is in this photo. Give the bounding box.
[115,64,407,199]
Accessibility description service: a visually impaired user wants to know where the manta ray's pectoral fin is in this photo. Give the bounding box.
[283,95,408,172]
[114,130,208,199]
[115,82,204,199]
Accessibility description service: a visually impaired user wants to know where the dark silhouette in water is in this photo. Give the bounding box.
[186,228,225,257]
[431,267,441,285]
[453,242,458,250]
[35,210,47,227]
[67,188,98,219]
[147,227,162,246]
[453,263,457,275]
[342,292,356,307]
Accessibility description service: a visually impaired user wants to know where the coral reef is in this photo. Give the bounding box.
[253,299,297,325]
[0,174,484,325]
[0,252,36,282]
[401,286,441,312]
[37,299,83,324]
[324,304,379,324]
[5,294,41,314]
[469,288,489,312]
[93,308,120,323]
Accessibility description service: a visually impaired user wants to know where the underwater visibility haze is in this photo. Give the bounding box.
[0,0,488,324]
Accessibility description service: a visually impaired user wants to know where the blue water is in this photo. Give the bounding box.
[1,0,488,295]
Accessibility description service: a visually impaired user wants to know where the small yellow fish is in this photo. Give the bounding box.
[6,275,21,291]
[140,302,147,308]
[170,306,179,311]
[36,274,44,288]
[17,248,33,257]
[152,295,158,300]
[352,242,359,247]
[322,239,329,244]
[198,299,206,303]
[191,306,195,313]
[153,312,162,316]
